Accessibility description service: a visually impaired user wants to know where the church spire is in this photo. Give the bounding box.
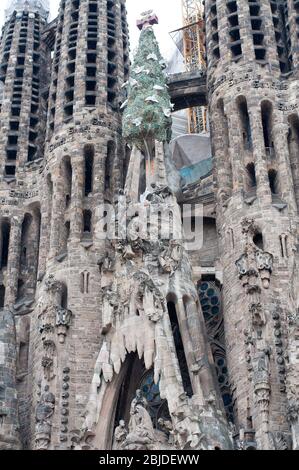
[122,11,172,159]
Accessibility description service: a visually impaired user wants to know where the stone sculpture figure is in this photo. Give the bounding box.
[35,385,55,450]
[158,240,182,275]
[112,420,128,450]
[119,390,157,450]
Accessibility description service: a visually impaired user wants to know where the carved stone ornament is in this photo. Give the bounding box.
[249,303,266,336]
[158,240,183,275]
[134,271,166,322]
[97,249,116,273]
[287,396,299,424]
[45,275,64,294]
[269,432,290,450]
[253,349,271,412]
[236,246,273,291]
[172,405,207,450]
[55,306,73,344]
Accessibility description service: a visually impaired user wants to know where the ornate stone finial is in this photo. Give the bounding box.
[137,10,159,30]
[5,0,50,21]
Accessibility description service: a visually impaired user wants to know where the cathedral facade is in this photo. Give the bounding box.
[0,0,298,451]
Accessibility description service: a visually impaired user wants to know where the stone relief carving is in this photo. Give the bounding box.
[55,306,72,344]
[236,219,274,295]
[35,385,55,450]
[97,249,116,273]
[45,275,64,294]
[269,432,290,450]
[158,240,183,275]
[134,271,166,323]
[249,303,266,332]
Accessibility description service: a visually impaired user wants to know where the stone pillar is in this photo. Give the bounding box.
[71,157,84,240]
[248,104,272,205]
[49,173,65,259]
[272,122,297,213]
[0,309,21,450]
[124,146,142,202]
[6,216,22,306]
[225,99,244,192]
[16,15,34,168]
[183,299,220,404]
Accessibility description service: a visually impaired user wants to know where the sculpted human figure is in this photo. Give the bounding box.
[113,420,128,450]
[122,390,156,450]
[35,385,55,450]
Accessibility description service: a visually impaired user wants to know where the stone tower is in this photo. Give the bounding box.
[206,0,299,449]
[29,0,130,450]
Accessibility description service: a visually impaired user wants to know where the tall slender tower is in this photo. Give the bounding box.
[0,1,50,179]
[206,0,299,450]
[30,0,130,450]
[0,1,51,449]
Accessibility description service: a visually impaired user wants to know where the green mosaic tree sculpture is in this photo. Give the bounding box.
[122,21,172,159]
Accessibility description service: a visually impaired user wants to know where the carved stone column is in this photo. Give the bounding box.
[0,309,21,449]
[70,157,84,241]
[49,173,65,259]
[6,216,22,306]
[248,105,272,205]
[272,122,297,213]
[181,298,217,404]
[253,349,273,450]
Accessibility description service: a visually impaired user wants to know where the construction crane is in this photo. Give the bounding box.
[170,0,207,134]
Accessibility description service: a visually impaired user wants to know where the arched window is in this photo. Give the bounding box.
[83,210,92,234]
[253,232,264,250]
[215,99,232,193]
[20,214,32,271]
[61,283,68,310]
[261,101,274,158]
[217,99,230,152]
[0,220,11,269]
[268,169,279,195]
[237,97,252,151]
[167,299,193,398]
[17,279,25,300]
[84,144,94,196]
[245,163,257,193]
[198,278,234,423]
[123,145,131,188]
[105,141,115,191]
[0,284,5,308]
[63,157,72,207]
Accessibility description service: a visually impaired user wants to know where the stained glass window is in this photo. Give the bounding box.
[139,370,170,430]
[199,280,234,423]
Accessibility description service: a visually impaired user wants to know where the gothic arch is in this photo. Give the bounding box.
[236,95,252,151]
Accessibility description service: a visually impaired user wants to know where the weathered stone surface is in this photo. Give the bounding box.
[0,0,298,451]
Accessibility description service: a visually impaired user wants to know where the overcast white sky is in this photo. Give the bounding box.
[0,0,182,60]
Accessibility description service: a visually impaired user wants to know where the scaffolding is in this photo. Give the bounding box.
[170,0,207,134]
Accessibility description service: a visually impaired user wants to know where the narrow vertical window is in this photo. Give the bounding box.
[84,145,94,196]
